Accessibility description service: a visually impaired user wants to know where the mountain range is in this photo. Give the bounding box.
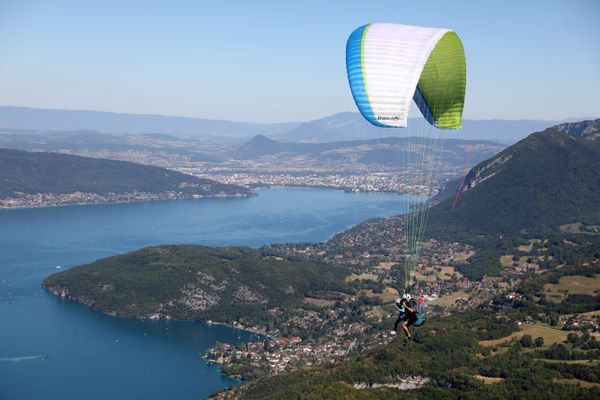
[1,106,584,145]
[274,112,565,144]
[237,134,505,170]
[0,129,227,163]
[0,106,299,141]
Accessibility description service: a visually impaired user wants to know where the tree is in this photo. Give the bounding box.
[520,334,533,348]
[534,336,544,347]
[567,332,580,345]
[581,331,591,343]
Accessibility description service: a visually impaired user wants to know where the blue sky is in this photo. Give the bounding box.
[0,0,598,122]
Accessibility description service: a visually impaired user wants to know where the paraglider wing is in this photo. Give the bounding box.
[346,23,466,129]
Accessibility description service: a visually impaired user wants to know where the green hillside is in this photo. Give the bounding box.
[0,148,248,197]
[427,120,600,240]
[43,245,349,324]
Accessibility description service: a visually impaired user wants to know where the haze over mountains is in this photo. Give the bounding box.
[237,134,505,170]
[274,112,565,144]
[0,106,299,141]
[0,105,577,145]
[0,129,227,164]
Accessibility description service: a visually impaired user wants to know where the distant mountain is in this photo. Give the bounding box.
[0,106,581,146]
[236,135,289,158]
[0,106,299,140]
[0,129,227,162]
[275,112,562,144]
[0,148,249,198]
[427,119,600,238]
[237,134,505,170]
[236,134,360,159]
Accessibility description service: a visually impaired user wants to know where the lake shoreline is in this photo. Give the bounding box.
[0,191,254,211]
[43,285,273,341]
[3,186,418,400]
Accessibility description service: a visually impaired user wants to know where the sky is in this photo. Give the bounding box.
[0,0,598,123]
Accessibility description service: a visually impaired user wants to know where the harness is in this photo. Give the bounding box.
[397,298,426,326]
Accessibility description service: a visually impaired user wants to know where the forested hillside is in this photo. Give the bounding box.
[0,148,248,198]
[43,245,349,325]
[427,120,600,240]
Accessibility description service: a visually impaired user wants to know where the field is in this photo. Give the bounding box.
[345,273,378,282]
[517,256,528,268]
[501,239,545,269]
[441,266,462,279]
[374,261,395,270]
[479,323,568,348]
[545,291,566,303]
[361,287,399,303]
[303,297,336,307]
[517,239,541,252]
[560,222,584,234]
[430,291,469,307]
[559,223,600,235]
[518,243,533,252]
[451,251,474,263]
[537,359,600,365]
[500,255,514,267]
[415,265,461,283]
[544,274,600,296]
[555,378,600,388]
[414,266,437,282]
[473,375,503,384]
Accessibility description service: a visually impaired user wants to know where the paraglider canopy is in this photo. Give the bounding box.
[346,23,466,129]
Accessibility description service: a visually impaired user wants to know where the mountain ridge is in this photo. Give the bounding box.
[275,112,565,144]
[236,134,506,170]
[427,119,600,239]
[2,106,588,145]
[42,245,348,323]
[0,148,249,200]
[0,106,300,139]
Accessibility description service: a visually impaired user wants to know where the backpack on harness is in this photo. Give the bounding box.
[414,297,426,327]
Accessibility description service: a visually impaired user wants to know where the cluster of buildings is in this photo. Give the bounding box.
[0,191,200,208]
[186,171,441,196]
[560,315,600,333]
[207,333,361,374]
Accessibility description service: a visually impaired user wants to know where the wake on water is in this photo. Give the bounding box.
[0,354,46,362]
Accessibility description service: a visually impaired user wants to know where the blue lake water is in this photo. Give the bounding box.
[0,187,424,400]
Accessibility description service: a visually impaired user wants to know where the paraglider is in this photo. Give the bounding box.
[390,294,426,341]
[346,23,466,330]
[346,22,466,130]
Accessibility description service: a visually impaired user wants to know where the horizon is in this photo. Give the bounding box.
[1,105,598,126]
[1,0,599,123]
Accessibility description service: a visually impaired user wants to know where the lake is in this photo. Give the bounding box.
[0,187,424,400]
